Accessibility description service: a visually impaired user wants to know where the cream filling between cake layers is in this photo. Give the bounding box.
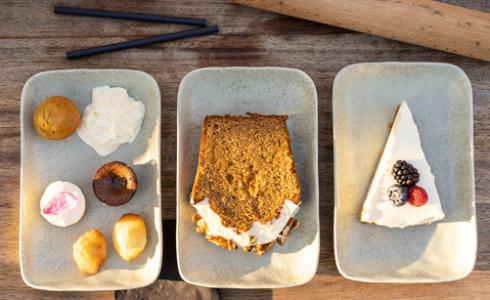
[191,198,300,247]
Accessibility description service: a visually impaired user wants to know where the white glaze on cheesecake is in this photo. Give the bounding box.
[191,198,300,246]
[360,102,445,228]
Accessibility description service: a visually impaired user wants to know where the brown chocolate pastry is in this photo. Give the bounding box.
[93,161,137,206]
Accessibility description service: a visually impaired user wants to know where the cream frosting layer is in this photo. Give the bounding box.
[77,85,145,156]
[191,198,300,247]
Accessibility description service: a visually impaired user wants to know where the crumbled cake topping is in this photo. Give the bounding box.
[192,212,299,256]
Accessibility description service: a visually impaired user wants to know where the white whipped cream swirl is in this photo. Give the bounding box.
[77,85,145,156]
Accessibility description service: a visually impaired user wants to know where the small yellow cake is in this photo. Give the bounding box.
[113,213,147,261]
[73,229,107,275]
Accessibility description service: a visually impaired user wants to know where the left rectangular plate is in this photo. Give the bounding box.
[20,69,162,291]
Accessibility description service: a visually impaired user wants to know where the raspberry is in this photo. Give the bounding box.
[408,186,428,207]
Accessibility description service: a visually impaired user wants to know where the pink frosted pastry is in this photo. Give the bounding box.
[40,181,85,227]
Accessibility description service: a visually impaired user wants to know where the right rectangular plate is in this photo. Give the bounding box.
[333,62,477,283]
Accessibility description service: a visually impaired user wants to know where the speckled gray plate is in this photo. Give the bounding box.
[176,67,320,288]
[333,62,477,283]
[20,69,162,291]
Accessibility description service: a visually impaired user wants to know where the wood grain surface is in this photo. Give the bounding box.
[0,0,489,299]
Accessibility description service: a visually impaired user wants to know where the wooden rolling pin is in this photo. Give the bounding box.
[233,0,490,61]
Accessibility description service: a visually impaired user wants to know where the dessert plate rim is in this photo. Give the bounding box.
[332,62,477,283]
[19,68,163,291]
[176,66,320,288]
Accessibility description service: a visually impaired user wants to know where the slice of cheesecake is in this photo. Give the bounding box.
[359,102,445,228]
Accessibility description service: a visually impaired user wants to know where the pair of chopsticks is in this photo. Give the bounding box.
[54,6,219,59]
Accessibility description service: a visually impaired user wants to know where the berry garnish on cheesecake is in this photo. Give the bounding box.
[359,102,445,228]
[388,160,427,207]
[387,184,408,207]
[408,186,428,207]
[392,160,419,187]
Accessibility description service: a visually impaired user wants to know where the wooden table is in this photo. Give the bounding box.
[1,1,489,299]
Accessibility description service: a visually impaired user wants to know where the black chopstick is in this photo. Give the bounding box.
[66,25,219,59]
[54,6,208,27]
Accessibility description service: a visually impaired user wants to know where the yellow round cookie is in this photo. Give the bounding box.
[33,96,80,140]
[113,213,147,261]
[73,229,107,275]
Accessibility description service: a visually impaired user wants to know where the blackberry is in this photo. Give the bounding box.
[391,160,419,187]
[387,184,408,207]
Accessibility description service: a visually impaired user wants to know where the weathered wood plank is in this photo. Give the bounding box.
[0,0,489,299]
[2,1,486,39]
[0,0,346,39]
[220,271,490,300]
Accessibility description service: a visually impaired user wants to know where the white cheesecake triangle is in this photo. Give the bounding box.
[360,102,445,228]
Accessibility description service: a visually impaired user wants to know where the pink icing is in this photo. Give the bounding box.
[42,191,78,215]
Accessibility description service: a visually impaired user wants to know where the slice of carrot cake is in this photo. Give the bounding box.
[191,113,301,255]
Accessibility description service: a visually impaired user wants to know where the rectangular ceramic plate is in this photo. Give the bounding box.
[333,62,477,283]
[20,69,162,291]
[176,67,320,288]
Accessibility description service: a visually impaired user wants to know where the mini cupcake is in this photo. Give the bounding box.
[33,96,80,140]
[93,161,137,206]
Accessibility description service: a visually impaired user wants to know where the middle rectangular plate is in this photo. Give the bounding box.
[176,67,320,288]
